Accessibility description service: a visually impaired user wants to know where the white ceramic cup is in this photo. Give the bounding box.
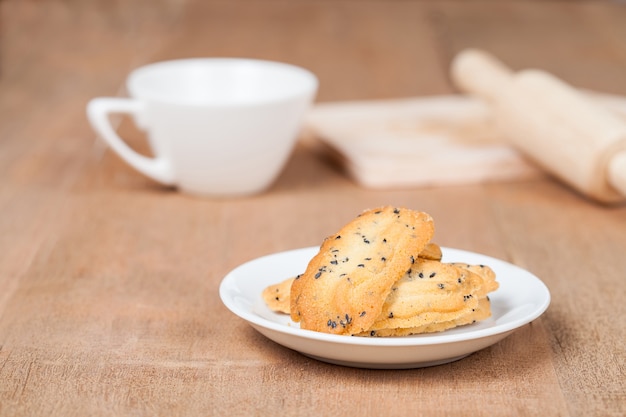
[87,58,318,196]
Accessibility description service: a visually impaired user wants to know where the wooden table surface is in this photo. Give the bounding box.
[1,1,625,416]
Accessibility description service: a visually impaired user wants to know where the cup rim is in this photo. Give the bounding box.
[126,57,319,107]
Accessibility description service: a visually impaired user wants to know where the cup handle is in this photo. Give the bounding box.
[86,98,175,185]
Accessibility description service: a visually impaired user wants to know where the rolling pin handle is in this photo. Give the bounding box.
[607,152,626,198]
[451,49,515,101]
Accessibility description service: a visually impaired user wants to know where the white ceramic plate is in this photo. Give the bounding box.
[219,246,551,369]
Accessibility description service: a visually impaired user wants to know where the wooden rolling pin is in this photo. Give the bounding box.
[451,49,626,204]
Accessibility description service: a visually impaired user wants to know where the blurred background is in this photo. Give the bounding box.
[4,0,626,104]
[3,0,625,194]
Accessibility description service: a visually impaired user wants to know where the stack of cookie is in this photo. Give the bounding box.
[263,206,498,337]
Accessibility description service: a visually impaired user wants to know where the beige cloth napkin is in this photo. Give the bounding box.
[305,93,626,189]
[304,95,541,188]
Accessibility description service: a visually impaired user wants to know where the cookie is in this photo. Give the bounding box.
[452,262,499,295]
[265,261,498,336]
[289,206,435,335]
[264,243,443,316]
[262,276,295,314]
[365,260,481,330]
[358,297,492,337]
[419,242,443,261]
[359,260,497,335]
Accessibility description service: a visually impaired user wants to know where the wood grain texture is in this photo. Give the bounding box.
[1,1,625,416]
